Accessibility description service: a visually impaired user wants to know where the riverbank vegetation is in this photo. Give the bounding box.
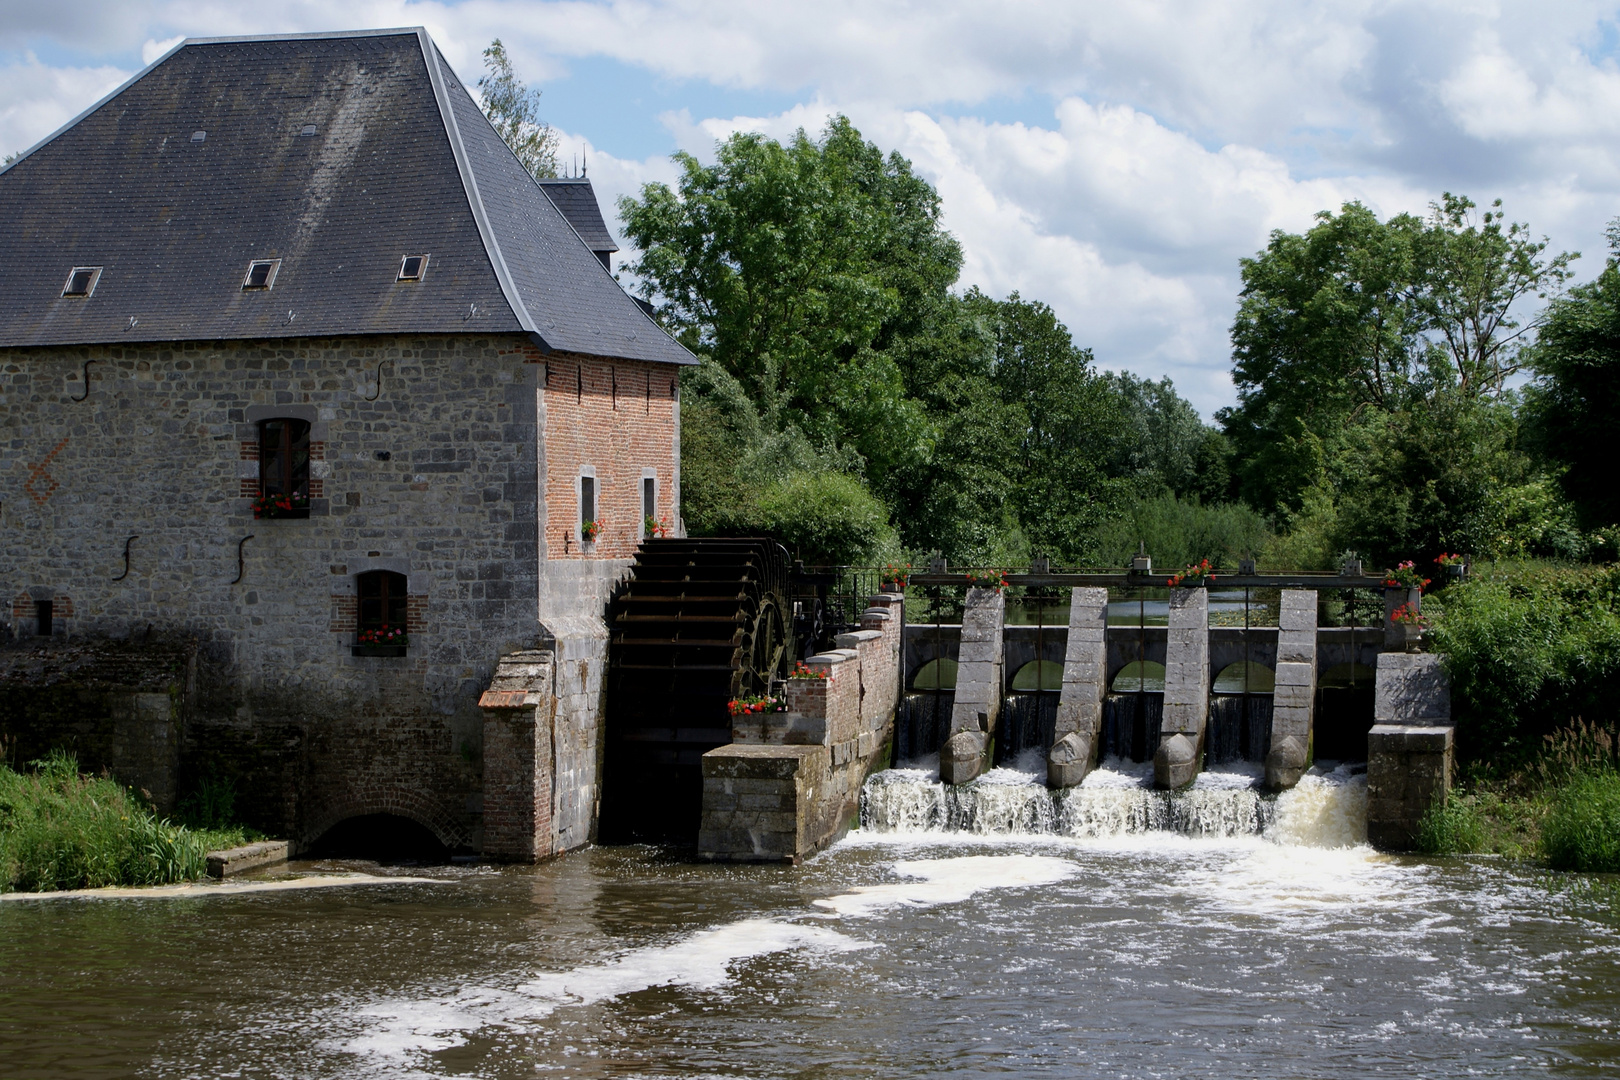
[0,753,251,893]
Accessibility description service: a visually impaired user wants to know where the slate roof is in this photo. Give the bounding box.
[0,28,692,365]
[538,178,619,264]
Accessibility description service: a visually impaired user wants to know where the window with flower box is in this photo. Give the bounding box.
[354,570,409,656]
[256,418,310,519]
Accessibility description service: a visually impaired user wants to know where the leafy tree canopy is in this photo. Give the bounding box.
[1526,220,1620,532]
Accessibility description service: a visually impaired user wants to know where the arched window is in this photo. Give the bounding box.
[1212,661,1275,694]
[1111,661,1165,693]
[258,418,310,518]
[1010,659,1062,692]
[356,571,408,651]
[910,658,958,690]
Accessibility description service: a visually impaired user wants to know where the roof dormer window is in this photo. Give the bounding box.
[61,266,101,298]
[397,254,428,281]
[190,130,206,144]
[242,259,280,290]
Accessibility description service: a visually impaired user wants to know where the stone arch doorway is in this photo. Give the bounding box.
[304,813,450,864]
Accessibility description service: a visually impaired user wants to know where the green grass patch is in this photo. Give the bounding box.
[1540,770,1620,872]
[1415,790,1487,855]
[0,752,230,893]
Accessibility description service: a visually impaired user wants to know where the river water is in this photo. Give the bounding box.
[4,761,1620,1079]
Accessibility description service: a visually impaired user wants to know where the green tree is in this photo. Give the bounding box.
[619,116,955,487]
[478,40,558,180]
[1222,195,1577,565]
[1526,220,1620,531]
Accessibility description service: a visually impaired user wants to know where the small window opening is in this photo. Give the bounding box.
[258,418,311,517]
[397,254,428,281]
[580,475,596,532]
[642,477,656,528]
[61,267,100,297]
[190,130,206,144]
[356,571,408,649]
[300,124,317,137]
[242,259,279,290]
[34,600,53,637]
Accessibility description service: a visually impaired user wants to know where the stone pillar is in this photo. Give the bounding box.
[1266,589,1318,790]
[478,650,556,862]
[1154,587,1209,789]
[1049,587,1108,788]
[941,586,1005,784]
[1367,652,1453,850]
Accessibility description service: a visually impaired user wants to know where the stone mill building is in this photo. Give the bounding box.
[0,28,695,858]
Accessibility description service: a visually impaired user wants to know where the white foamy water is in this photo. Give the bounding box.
[860,759,1369,848]
[812,854,1076,916]
[336,853,1072,1066]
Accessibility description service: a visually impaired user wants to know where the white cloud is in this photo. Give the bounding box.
[4,0,1620,413]
[141,35,184,64]
[0,54,129,162]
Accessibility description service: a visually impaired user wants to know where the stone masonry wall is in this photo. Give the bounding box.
[0,334,659,851]
[699,593,904,862]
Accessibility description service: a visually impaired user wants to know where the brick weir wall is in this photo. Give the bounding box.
[699,593,904,862]
[1,335,678,854]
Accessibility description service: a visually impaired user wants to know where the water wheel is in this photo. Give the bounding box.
[598,538,794,843]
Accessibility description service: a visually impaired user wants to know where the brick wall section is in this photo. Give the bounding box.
[534,349,680,559]
[0,334,555,849]
[478,650,556,860]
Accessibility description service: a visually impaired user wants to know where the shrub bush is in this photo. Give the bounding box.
[752,470,897,566]
[0,752,210,892]
[1541,770,1620,873]
[1426,562,1620,769]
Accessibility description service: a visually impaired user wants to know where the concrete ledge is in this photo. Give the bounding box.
[206,840,289,878]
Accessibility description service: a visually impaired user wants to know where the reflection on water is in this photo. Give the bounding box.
[3,785,1620,1078]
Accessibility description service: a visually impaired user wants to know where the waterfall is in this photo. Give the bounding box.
[859,761,1369,847]
[995,694,1057,766]
[1100,694,1163,762]
[896,692,953,762]
[1205,695,1273,765]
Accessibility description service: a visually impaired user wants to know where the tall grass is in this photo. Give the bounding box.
[1541,769,1620,873]
[0,751,212,892]
[1415,790,1486,855]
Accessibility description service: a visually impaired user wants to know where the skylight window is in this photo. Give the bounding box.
[300,124,317,137]
[61,266,101,297]
[397,254,429,281]
[242,259,281,290]
[191,130,206,143]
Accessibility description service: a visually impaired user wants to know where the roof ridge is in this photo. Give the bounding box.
[416,32,543,348]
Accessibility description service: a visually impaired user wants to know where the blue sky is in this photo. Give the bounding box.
[5,1,1620,417]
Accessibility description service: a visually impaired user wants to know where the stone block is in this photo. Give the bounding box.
[1047,730,1095,788]
[206,840,290,878]
[941,729,988,784]
[1154,732,1200,789]
[1366,723,1454,850]
[1374,653,1450,724]
[1265,735,1309,791]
